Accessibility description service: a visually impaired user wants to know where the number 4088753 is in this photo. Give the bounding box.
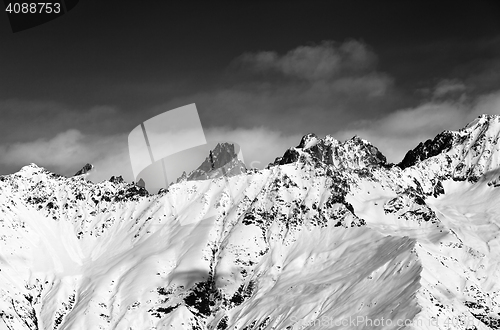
[5,2,61,14]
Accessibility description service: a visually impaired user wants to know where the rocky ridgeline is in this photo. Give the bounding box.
[1,115,500,329]
[400,114,500,182]
[180,142,247,182]
[273,133,387,169]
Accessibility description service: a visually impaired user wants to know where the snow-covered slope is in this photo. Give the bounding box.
[1,115,500,330]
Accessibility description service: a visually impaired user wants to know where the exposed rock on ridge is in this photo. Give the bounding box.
[74,163,94,176]
[273,133,387,169]
[181,142,247,182]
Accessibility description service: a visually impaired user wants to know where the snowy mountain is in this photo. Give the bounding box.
[1,115,500,330]
[179,142,247,183]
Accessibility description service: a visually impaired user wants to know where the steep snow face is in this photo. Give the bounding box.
[1,115,500,330]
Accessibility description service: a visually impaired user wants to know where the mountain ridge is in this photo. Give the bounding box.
[1,115,500,329]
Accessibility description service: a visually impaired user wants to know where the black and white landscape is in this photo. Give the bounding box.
[2,115,500,329]
[2,1,500,329]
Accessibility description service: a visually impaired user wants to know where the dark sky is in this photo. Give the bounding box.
[1,0,500,183]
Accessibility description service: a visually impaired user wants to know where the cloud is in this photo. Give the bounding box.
[160,40,396,138]
[0,129,132,182]
[470,91,500,119]
[0,99,129,144]
[1,129,85,167]
[236,40,377,81]
[0,99,158,180]
[433,79,467,98]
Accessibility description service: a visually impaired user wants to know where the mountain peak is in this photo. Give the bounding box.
[398,131,455,169]
[20,163,43,170]
[182,142,246,181]
[74,163,94,176]
[399,114,500,184]
[275,133,387,169]
[297,133,319,148]
[463,113,500,130]
[3,116,500,329]
[18,163,48,176]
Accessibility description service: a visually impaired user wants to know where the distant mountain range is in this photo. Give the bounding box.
[1,115,500,330]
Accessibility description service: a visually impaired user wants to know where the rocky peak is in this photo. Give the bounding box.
[340,135,387,166]
[399,115,500,170]
[185,142,246,181]
[397,114,500,189]
[462,113,499,130]
[18,163,45,174]
[109,175,126,184]
[136,178,146,187]
[297,133,319,148]
[175,171,188,184]
[74,163,94,176]
[398,131,454,169]
[274,133,387,169]
[15,163,62,179]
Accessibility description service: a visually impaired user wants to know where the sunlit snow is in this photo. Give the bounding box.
[1,115,500,330]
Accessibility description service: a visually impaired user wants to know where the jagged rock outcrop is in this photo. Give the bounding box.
[137,178,146,188]
[74,163,94,176]
[399,131,455,169]
[394,114,500,199]
[175,172,187,184]
[186,142,246,181]
[273,134,387,169]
